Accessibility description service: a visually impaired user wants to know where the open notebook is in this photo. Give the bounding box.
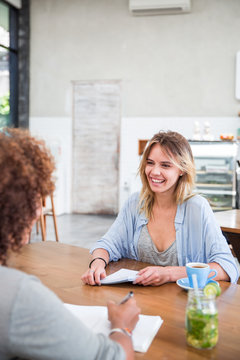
[65,303,163,353]
[100,268,139,284]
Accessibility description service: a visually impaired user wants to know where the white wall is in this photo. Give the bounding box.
[30,0,240,117]
[29,0,240,213]
[30,117,72,215]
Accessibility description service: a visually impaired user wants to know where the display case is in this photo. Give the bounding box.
[189,141,239,211]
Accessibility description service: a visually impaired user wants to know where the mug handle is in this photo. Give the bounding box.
[208,269,217,282]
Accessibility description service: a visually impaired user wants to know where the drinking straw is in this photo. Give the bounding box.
[192,274,202,310]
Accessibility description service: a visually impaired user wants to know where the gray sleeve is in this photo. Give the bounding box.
[9,277,125,360]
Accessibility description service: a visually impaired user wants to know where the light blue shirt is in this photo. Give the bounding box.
[91,192,239,283]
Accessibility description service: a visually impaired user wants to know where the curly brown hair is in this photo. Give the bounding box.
[0,128,55,265]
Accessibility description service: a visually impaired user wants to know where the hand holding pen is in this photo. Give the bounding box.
[107,291,140,334]
[119,291,134,304]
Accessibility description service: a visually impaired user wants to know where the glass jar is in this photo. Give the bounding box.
[185,289,218,349]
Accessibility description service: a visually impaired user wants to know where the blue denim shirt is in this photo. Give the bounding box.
[91,192,239,283]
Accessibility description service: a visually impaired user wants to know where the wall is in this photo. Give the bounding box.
[29,0,240,213]
[30,117,72,215]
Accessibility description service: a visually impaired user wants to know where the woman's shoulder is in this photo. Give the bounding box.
[122,192,140,208]
[128,191,140,203]
[0,266,41,315]
[0,266,39,287]
[121,192,142,217]
[0,266,28,280]
[184,194,211,210]
[179,195,214,224]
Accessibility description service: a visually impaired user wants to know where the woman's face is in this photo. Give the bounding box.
[145,144,182,197]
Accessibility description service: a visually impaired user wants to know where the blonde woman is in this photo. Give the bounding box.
[82,131,239,286]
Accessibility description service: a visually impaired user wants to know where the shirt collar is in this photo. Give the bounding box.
[139,212,148,224]
[175,202,185,224]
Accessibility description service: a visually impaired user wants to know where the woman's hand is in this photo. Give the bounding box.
[107,297,140,332]
[81,249,109,286]
[133,266,171,286]
[81,259,106,286]
[107,298,140,360]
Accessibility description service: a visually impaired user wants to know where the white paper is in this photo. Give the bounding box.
[65,303,163,353]
[100,268,139,284]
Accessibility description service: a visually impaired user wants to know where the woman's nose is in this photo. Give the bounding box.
[152,164,161,174]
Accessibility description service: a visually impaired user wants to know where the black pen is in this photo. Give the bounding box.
[119,291,134,305]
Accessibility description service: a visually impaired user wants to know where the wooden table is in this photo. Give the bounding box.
[215,209,240,262]
[9,242,240,360]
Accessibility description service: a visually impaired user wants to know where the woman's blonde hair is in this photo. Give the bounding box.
[138,131,195,219]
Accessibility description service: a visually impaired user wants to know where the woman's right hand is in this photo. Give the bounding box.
[107,297,140,332]
[107,298,140,360]
[81,259,106,286]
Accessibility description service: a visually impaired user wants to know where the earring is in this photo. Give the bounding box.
[180,173,183,177]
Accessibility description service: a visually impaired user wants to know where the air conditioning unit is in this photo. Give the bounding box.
[129,0,191,16]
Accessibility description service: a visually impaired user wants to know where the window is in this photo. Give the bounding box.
[0,0,18,128]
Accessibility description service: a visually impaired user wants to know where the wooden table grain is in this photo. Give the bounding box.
[9,242,240,360]
[215,209,240,262]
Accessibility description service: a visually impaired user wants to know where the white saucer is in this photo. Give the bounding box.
[176,277,219,291]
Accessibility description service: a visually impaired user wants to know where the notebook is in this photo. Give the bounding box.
[64,303,163,353]
[100,268,139,284]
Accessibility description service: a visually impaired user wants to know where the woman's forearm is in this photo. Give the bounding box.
[109,333,134,360]
[82,249,110,285]
[167,262,230,282]
[167,263,230,283]
[209,262,230,281]
[166,266,187,282]
[91,249,110,266]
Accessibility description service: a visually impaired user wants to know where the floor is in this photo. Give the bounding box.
[31,213,116,249]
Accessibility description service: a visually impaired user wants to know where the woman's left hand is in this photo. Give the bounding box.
[133,266,170,286]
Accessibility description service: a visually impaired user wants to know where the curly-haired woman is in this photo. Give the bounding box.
[82,131,239,286]
[0,128,139,360]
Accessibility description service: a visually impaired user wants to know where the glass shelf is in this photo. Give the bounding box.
[190,141,238,211]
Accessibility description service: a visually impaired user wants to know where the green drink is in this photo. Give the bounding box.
[186,290,218,349]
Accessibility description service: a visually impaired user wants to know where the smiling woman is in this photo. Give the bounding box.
[82,130,239,287]
[138,131,195,218]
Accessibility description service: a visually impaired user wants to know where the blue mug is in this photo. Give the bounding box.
[186,262,217,289]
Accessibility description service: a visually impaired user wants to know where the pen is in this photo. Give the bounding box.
[119,291,134,305]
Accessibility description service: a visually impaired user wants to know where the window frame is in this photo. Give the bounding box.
[0,0,19,127]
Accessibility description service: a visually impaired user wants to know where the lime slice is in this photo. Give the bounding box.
[203,282,221,297]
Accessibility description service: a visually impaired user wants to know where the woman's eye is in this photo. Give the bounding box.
[161,164,171,168]
[146,160,154,165]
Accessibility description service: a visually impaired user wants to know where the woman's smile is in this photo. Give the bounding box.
[150,177,165,185]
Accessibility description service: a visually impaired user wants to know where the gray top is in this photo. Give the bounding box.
[0,266,125,360]
[137,225,179,266]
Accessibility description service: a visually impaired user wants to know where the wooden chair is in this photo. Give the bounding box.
[37,194,59,242]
